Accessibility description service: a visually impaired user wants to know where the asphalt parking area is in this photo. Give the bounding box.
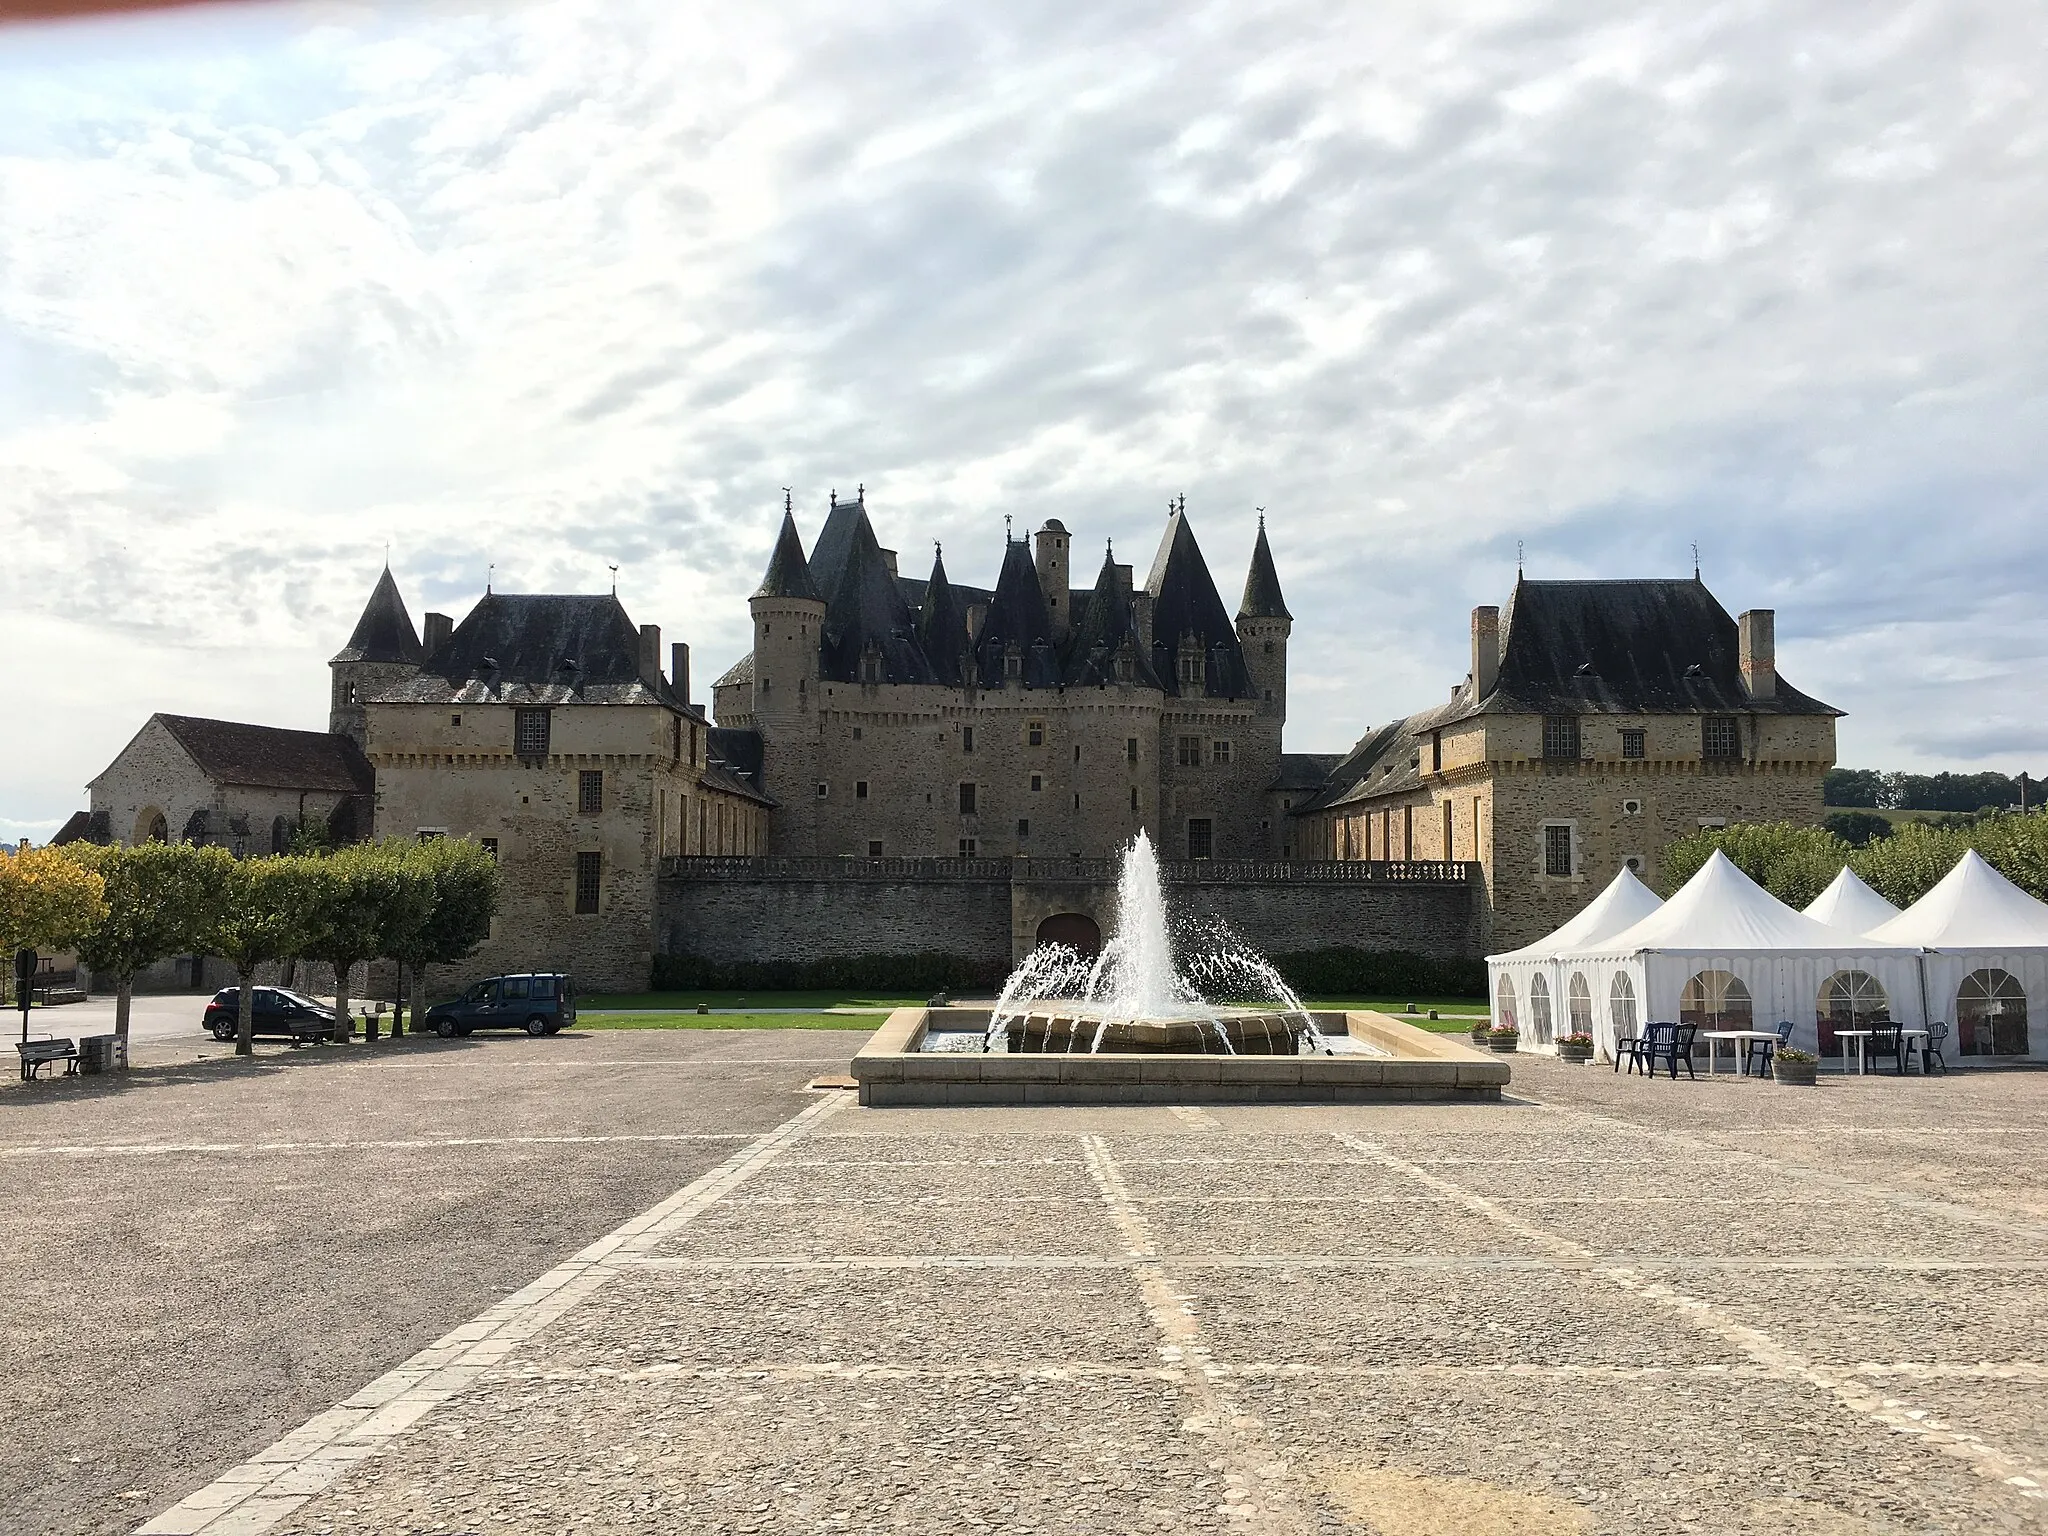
[0,1027,855,1536]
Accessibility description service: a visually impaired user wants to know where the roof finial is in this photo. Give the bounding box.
[487,562,494,594]
[783,485,792,515]
[1692,540,1701,580]
[1255,505,1265,530]
[609,562,619,596]
[1177,492,1186,516]
[1516,540,1523,577]
[1004,512,1013,541]
[858,482,865,506]
[830,487,837,507]
[1106,536,1114,559]
[383,539,390,570]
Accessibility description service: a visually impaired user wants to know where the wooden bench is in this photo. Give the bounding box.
[16,1038,79,1081]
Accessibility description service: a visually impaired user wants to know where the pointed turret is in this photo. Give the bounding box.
[973,537,1061,690]
[1144,504,1253,698]
[917,546,971,688]
[756,510,822,602]
[1237,518,1291,621]
[329,566,425,747]
[1063,545,1162,690]
[811,492,937,685]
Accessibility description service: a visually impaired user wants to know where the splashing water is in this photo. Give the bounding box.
[983,830,1328,1055]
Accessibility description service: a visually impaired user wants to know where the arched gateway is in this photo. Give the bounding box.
[1035,913,1103,956]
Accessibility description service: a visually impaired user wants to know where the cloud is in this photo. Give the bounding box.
[2,0,2046,828]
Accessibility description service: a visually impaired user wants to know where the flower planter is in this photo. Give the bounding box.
[1487,1033,1520,1054]
[1557,1043,1593,1064]
[1470,1026,1491,1045]
[1773,1059,1819,1087]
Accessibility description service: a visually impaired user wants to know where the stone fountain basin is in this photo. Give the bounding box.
[998,1004,1305,1055]
[853,1007,1510,1106]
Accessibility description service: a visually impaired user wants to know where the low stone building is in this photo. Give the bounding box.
[356,587,774,992]
[1290,577,1840,951]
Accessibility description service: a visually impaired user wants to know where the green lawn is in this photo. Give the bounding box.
[575,1011,875,1031]
[581,990,923,1012]
[1300,997,1487,1015]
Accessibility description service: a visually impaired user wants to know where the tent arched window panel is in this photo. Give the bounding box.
[1957,969,2029,1057]
[1567,972,1594,1036]
[1680,970,1752,1031]
[1817,970,1890,1061]
[1610,973,1638,1037]
[1528,973,1553,1043]
[1494,974,1517,1031]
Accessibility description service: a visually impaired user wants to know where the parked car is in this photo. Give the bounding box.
[203,987,345,1042]
[423,973,576,1038]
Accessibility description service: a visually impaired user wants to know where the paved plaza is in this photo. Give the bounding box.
[6,1031,2048,1535]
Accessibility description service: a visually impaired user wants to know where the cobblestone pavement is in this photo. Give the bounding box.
[103,1052,2048,1535]
[0,1028,854,1536]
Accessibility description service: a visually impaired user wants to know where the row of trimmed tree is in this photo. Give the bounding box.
[1659,808,2048,910]
[0,838,499,1056]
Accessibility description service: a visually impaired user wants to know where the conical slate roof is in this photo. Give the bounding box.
[333,567,423,665]
[1144,507,1253,698]
[973,539,1061,690]
[1589,850,1902,956]
[813,498,936,685]
[1803,867,1902,937]
[1491,868,1663,961]
[917,547,971,688]
[1062,546,1163,690]
[1237,519,1290,621]
[1867,850,2048,948]
[755,510,822,601]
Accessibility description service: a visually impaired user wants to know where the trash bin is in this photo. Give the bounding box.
[78,1034,127,1074]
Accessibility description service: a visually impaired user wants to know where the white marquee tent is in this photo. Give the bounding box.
[1803,867,1902,937]
[1572,851,1924,1062]
[1867,850,2048,1062]
[1486,869,1663,1048]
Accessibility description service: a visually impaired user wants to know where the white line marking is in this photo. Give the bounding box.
[1080,1135,1310,1533]
[133,1093,848,1536]
[3,1134,755,1159]
[1334,1130,2048,1507]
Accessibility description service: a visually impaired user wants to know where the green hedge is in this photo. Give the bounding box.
[1267,948,1487,999]
[650,951,1010,993]
[652,947,1486,999]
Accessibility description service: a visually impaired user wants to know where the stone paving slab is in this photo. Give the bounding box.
[1512,1196,2048,1262]
[1139,1197,1554,1259]
[735,1158,1104,1204]
[656,1192,1127,1258]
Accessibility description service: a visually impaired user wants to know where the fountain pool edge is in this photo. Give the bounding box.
[852,1007,1510,1106]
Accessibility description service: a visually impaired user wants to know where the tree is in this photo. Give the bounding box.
[1660,822,1849,909]
[67,842,230,1046]
[302,841,429,1040]
[1968,809,2048,900]
[1822,810,1893,849]
[1845,819,1965,907]
[0,847,107,1014]
[388,838,500,1027]
[1823,768,1885,808]
[198,856,318,1056]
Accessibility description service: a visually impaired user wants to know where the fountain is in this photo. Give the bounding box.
[977,831,1323,1055]
[850,833,1511,1105]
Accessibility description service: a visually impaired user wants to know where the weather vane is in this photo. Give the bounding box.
[487,562,494,594]
[1255,505,1265,529]
[609,563,619,595]
[783,486,792,515]
[1516,540,1523,577]
[1692,541,1701,579]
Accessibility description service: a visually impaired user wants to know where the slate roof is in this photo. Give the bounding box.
[916,548,973,688]
[377,594,688,709]
[810,496,938,686]
[705,727,776,806]
[332,567,424,666]
[972,539,1062,690]
[712,653,754,688]
[1062,546,1163,690]
[155,715,376,794]
[755,510,822,601]
[1237,520,1291,621]
[51,811,94,846]
[1144,508,1254,699]
[1444,578,1840,724]
[1270,753,1343,792]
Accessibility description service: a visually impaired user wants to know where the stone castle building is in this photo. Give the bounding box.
[711,490,1304,862]
[1290,578,1840,950]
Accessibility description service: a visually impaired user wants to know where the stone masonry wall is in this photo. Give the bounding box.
[660,864,1016,965]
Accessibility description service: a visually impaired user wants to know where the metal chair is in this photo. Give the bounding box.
[1640,1022,1698,1080]
[1862,1021,1907,1076]
[1744,1021,1794,1077]
[1915,1021,1950,1075]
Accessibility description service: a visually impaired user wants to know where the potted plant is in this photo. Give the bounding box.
[1487,1025,1520,1053]
[1773,1047,1819,1086]
[1556,1031,1594,1063]
[1469,1019,1492,1044]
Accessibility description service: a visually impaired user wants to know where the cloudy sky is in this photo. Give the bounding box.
[2,0,2044,838]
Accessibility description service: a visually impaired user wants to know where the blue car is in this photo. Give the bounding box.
[424,973,576,1038]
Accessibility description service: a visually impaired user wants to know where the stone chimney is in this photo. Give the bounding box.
[1739,609,1776,699]
[671,641,691,706]
[1470,606,1500,700]
[423,612,453,657]
[638,624,662,689]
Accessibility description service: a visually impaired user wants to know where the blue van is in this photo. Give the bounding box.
[424,973,576,1038]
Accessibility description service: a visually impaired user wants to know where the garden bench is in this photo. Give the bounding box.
[16,1038,79,1081]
